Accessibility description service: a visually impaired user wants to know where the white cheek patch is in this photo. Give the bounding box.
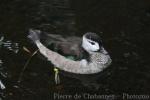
[92,42,99,51]
[82,36,100,52]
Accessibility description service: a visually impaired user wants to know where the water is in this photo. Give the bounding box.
[0,0,150,100]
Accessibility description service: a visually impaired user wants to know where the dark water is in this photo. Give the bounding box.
[0,0,150,100]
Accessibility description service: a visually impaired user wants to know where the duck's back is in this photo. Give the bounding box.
[43,33,83,60]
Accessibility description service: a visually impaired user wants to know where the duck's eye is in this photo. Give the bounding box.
[89,41,95,45]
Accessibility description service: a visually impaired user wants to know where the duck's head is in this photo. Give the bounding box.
[82,32,103,54]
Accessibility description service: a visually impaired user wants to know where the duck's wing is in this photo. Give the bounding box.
[43,33,83,59]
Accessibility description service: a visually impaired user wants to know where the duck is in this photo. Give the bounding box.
[27,29,112,74]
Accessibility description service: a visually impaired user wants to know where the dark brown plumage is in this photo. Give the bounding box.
[44,33,84,59]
